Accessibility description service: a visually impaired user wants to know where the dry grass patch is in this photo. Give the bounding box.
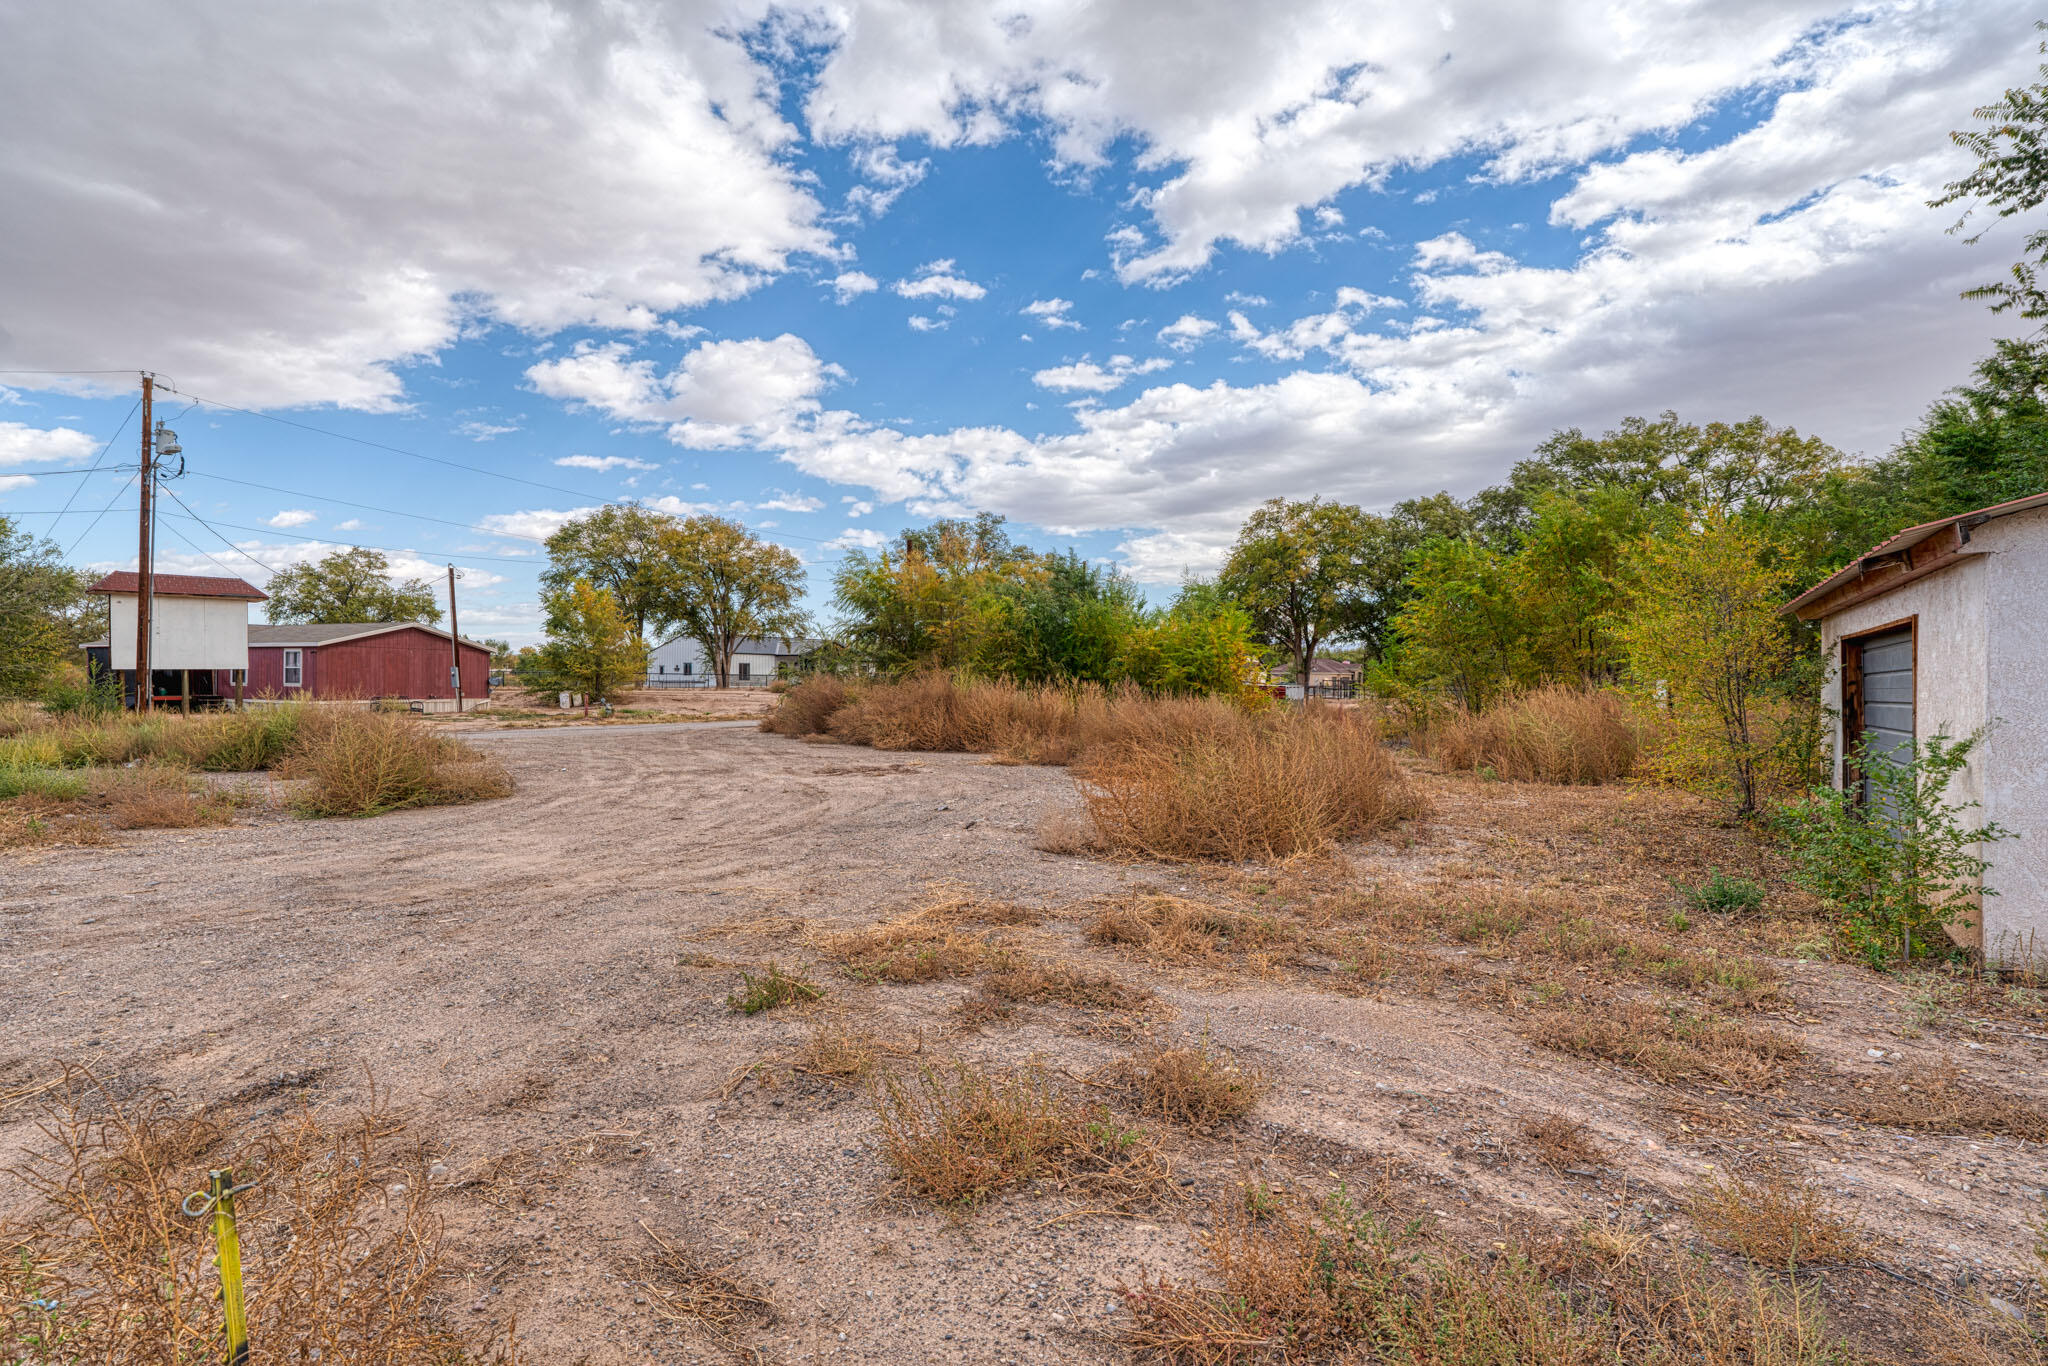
[872,1060,1172,1210]
[790,1023,919,1083]
[819,892,1042,983]
[1075,707,1423,861]
[1416,686,1640,784]
[1,1072,514,1364]
[286,710,512,817]
[1085,891,1313,968]
[1838,1062,2048,1141]
[1103,1038,1266,1131]
[99,762,239,829]
[1122,1189,1866,1365]
[1521,1112,1607,1173]
[630,1219,774,1348]
[1685,1170,1867,1267]
[1521,999,1803,1087]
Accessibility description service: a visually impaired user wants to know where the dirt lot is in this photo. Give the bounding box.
[3,721,2044,1362]
[442,685,779,729]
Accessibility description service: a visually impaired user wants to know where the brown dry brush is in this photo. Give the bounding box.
[0,1072,514,1364]
[1121,1188,1868,1366]
[764,674,1424,861]
[1684,1170,1867,1268]
[1074,707,1425,862]
[1837,1062,2048,1142]
[1521,998,1805,1088]
[1414,685,1641,785]
[283,709,512,817]
[1101,1038,1267,1131]
[872,1060,1172,1211]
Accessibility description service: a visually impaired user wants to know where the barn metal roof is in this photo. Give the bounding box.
[248,622,494,651]
[87,571,267,601]
[1784,488,2048,619]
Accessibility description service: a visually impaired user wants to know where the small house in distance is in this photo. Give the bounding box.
[84,571,265,709]
[646,633,820,686]
[1786,491,2048,965]
[246,623,491,705]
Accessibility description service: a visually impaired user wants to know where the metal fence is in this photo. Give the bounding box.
[639,675,780,689]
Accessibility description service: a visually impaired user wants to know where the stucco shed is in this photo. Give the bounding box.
[1786,492,2048,966]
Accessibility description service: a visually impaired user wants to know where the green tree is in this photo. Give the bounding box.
[0,515,86,697]
[1469,413,1843,547]
[1933,27,2048,322]
[541,503,682,640]
[1612,510,1815,817]
[1218,497,1373,687]
[481,637,514,668]
[532,579,648,700]
[1351,492,1475,659]
[265,547,442,625]
[657,515,808,687]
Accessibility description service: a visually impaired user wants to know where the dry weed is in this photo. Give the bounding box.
[791,1024,919,1082]
[1418,686,1640,784]
[1084,891,1310,968]
[759,673,850,737]
[1103,1038,1266,1130]
[1521,999,1803,1086]
[100,762,236,829]
[285,710,512,817]
[1034,804,1105,855]
[1840,1062,2048,1141]
[1075,707,1423,861]
[872,1060,1171,1210]
[630,1219,774,1348]
[1123,1189,1864,1365]
[1684,1170,1866,1267]
[0,1070,514,1363]
[1520,1112,1607,1173]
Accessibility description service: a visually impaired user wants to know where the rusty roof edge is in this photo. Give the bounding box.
[1781,488,2048,618]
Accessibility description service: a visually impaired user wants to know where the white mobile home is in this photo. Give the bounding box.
[646,634,820,686]
[1786,492,2048,965]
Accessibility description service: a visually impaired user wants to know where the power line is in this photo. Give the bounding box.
[44,395,142,533]
[156,506,537,568]
[160,383,628,503]
[158,514,255,581]
[65,472,139,557]
[157,485,282,577]
[182,470,549,544]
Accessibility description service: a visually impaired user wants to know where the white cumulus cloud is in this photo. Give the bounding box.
[554,454,658,472]
[894,259,987,300]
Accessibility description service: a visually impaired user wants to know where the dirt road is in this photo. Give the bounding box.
[3,724,2042,1363]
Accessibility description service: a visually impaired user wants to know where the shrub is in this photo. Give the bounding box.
[871,1060,1168,1209]
[1685,1171,1865,1267]
[1104,1038,1266,1130]
[1675,867,1767,915]
[42,672,123,718]
[760,674,852,737]
[1778,729,2012,968]
[1418,686,1639,784]
[99,763,235,829]
[727,963,825,1015]
[287,711,511,817]
[1074,707,1424,860]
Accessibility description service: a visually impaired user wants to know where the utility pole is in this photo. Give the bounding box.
[135,374,153,712]
[446,565,463,713]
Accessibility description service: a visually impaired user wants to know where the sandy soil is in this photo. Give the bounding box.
[2,723,2043,1363]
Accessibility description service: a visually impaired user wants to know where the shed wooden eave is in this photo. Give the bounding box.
[1782,488,2048,622]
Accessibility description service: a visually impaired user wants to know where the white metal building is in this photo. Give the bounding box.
[1787,492,2048,965]
[86,571,264,709]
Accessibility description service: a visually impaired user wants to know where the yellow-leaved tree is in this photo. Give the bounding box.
[1612,509,1819,816]
[533,578,649,702]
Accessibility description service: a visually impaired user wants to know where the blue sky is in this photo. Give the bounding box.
[0,0,2037,641]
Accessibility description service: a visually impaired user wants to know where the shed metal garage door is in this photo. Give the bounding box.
[1854,627,1914,807]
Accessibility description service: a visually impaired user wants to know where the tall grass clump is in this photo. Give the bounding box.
[1075,707,1423,861]
[285,710,511,817]
[1416,686,1639,784]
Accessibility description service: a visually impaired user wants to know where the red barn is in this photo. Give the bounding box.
[246,623,491,702]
